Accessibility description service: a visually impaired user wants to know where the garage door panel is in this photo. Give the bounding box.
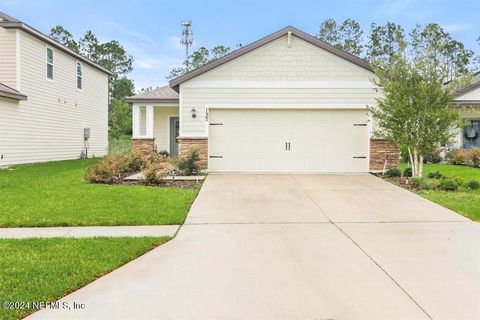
[208,109,368,172]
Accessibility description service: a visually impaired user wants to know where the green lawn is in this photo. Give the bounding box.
[0,159,200,227]
[0,237,169,320]
[399,163,480,221]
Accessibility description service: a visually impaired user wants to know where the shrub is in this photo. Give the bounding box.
[447,149,469,165]
[424,178,441,190]
[410,177,425,189]
[157,150,170,157]
[403,167,413,177]
[427,171,442,179]
[142,161,168,186]
[85,155,122,183]
[424,150,442,164]
[175,150,200,176]
[450,176,464,187]
[439,179,459,191]
[465,180,480,190]
[468,147,480,167]
[117,152,143,173]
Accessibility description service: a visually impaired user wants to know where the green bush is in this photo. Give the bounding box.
[424,178,441,190]
[439,179,459,191]
[468,147,480,167]
[410,177,425,189]
[465,180,480,190]
[403,167,413,177]
[424,150,442,164]
[142,161,168,186]
[427,171,442,179]
[175,150,201,176]
[384,168,401,178]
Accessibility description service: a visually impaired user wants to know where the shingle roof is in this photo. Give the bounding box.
[124,86,179,103]
[0,82,27,100]
[169,26,374,89]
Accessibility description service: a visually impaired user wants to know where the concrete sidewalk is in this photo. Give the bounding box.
[0,225,179,238]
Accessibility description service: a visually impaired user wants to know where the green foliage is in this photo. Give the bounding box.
[109,135,132,155]
[112,77,135,101]
[316,18,364,56]
[403,167,413,177]
[384,168,401,178]
[142,161,168,186]
[367,22,406,64]
[465,180,480,190]
[439,179,459,191]
[85,152,143,183]
[450,176,464,187]
[175,150,201,176]
[427,171,442,179]
[410,177,425,189]
[110,99,132,138]
[424,150,442,163]
[167,46,230,80]
[50,25,80,52]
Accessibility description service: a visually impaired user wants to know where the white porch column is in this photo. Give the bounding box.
[146,105,154,138]
[132,104,140,138]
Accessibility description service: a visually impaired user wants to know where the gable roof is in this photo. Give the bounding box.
[125,86,179,103]
[169,26,373,90]
[0,82,27,100]
[454,71,480,98]
[0,12,112,76]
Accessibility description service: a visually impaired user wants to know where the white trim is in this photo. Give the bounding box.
[206,103,369,109]
[146,105,154,138]
[132,105,140,138]
[75,61,83,91]
[45,45,54,81]
[167,115,180,155]
[15,29,20,90]
[179,84,184,136]
[182,80,377,89]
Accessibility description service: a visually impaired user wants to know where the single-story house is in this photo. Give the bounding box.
[451,72,480,149]
[126,26,399,173]
[0,12,111,167]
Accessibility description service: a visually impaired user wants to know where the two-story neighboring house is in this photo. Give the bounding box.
[0,12,111,166]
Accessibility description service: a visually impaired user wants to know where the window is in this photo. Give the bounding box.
[46,47,54,80]
[76,62,83,89]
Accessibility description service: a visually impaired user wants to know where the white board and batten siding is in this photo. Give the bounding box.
[0,29,109,166]
[177,34,379,172]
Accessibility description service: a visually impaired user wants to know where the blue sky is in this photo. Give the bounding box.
[1,0,479,90]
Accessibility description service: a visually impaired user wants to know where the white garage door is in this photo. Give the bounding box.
[208,109,369,173]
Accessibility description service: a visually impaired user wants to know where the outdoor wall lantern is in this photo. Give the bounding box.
[191,107,197,119]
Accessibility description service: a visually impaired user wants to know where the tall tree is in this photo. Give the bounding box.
[409,23,473,82]
[367,22,406,65]
[317,18,364,56]
[370,46,467,177]
[167,45,230,80]
[50,26,79,52]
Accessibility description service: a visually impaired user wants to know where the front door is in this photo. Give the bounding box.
[169,117,180,157]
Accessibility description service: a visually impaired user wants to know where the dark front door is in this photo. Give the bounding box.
[170,117,180,157]
[464,120,480,149]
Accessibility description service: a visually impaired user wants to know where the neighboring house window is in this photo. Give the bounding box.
[46,47,54,80]
[464,120,480,149]
[76,62,83,89]
[139,106,147,136]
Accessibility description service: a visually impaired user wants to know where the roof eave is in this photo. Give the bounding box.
[0,91,28,101]
[0,21,113,76]
[454,81,480,97]
[452,100,480,107]
[124,98,179,104]
[168,26,373,89]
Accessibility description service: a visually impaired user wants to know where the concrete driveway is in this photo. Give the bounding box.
[29,174,480,320]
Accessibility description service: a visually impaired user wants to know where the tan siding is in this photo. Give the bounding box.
[0,28,18,89]
[179,35,378,137]
[456,86,480,100]
[153,106,178,152]
[0,30,109,166]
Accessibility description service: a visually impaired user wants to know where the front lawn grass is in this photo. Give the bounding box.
[0,159,200,227]
[0,237,169,320]
[399,163,480,221]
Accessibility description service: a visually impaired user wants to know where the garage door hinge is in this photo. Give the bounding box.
[209,155,223,158]
[353,123,367,126]
[353,156,367,159]
[209,123,223,126]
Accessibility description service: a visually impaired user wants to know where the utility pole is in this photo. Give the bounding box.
[180,20,193,66]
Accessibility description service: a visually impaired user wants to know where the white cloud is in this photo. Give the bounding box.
[441,23,470,33]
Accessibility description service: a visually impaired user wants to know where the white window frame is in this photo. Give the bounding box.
[46,46,54,81]
[76,61,83,90]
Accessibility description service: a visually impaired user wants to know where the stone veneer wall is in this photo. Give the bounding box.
[369,138,400,170]
[132,138,155,155]
[178,137,208,169]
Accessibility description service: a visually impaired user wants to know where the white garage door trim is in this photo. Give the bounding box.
[208,108,369,173]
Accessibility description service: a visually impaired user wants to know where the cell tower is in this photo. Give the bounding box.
[180,20,193,63]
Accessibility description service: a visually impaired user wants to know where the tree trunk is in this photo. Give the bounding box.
[408,147,415,176]
[418,156,424,177]
[413,149,422,177]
